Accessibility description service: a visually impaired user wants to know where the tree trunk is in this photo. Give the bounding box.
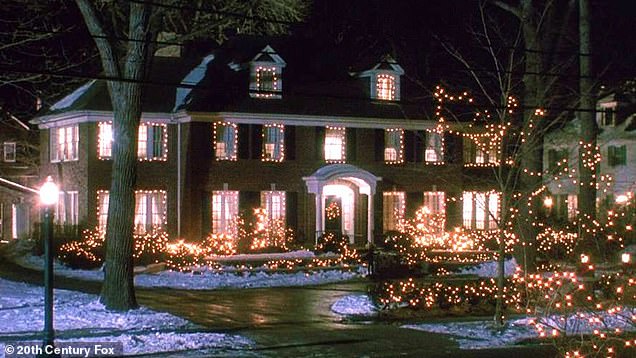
[577,0,597,248]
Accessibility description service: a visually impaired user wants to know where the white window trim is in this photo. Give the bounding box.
[3,142,16,162]
[50,125,79,163]
[212,190,239,234]
[325,127,346,163]
[262,124,285,162]
[214,122,238,161]
[384,129,404,164]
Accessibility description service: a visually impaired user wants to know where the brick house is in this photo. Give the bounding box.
[0,111,39,241]
[31,38,502,245]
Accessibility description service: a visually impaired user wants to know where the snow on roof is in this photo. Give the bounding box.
[49,80,96,111]
[174,54,215,111]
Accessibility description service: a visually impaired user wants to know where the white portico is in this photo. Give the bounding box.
[303,164,381,244]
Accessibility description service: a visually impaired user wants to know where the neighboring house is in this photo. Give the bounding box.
[544,80,636,221]
[31,37,502,245]
[0,109,39,241]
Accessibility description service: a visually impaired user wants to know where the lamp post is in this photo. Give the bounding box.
[39,176,59,356]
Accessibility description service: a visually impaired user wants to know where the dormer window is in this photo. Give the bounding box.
[249,45,286,99]
[377,74,396,100]
[598,108,615,126]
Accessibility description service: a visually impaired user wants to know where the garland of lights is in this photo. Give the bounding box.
[97,122,168,161]
[213,122,238,161]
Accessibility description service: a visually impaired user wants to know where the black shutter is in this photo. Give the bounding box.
[284,125,296,160]
[414,131,424,162]
[406,192,423,218]
[239,191,261,218]
[315,126,325,160]
[201,192,211,234]
[285,191,298,230]
[404,130,415,162]
[444,132,462,164]
[374,193,383,239]
[374,129,385,162]
[346,128,357,162]
[238,124,250,159]
[250,124,263,160]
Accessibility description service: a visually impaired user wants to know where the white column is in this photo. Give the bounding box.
[367,194,374,244]
[315,191,323,245]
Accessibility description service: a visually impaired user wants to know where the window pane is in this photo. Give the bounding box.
[376,74,396,100]
[384,129,403,163]
[263,125,284,161]
[97,191,109,231]
[462,192,473,229]
[98,123,113,158]
[212,191,239,234]
[138,124,148,159]
[425,132,442,162]
[215,123,237,160]
[3,142,16,162]
[383,192,405,231]
[325,127,346,162]
[261,191,286,224]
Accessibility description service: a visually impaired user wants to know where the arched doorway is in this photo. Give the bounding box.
[303,164,381,244]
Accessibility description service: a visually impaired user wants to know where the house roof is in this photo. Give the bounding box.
[35,36,433,123]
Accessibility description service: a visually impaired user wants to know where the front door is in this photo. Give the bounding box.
[324,195,342,234]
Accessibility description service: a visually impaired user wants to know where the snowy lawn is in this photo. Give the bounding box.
[331,294,378,317]
[16,255,365,290]
[0,278,256,356]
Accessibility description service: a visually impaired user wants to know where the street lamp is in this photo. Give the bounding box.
[39,176,59,356]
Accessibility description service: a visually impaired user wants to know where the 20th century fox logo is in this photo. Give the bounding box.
[3,342,123,357]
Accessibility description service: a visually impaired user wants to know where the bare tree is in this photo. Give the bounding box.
[74,0,306,310]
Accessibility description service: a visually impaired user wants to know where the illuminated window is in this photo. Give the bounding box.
[214,122,238,161]
[608,145,627,167]
[261,191,286,223]
[212,190,239,234]
[3,142,16,162]
[425,132,443,163]
[376,74,396,100]
[567,194,578,221]
[598,108,615,126]
[462,192,500,230]
[55,191,79,226]
[98,122,166,160]
[463,137,498,166]
[383,192,405,231]
[50,125,79,162]
[384,129,404,163]
[423,191,445,215]
[250,66,281,98]
[325,127,346,162]
[263,125,284,161]
[98,190,166,234]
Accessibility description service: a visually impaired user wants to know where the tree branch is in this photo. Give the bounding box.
[75,0,121,79]
[491,0,521,18]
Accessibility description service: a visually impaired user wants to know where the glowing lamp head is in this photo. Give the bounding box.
[615,195,629,204]
[580,254,590,264]
[622,253,631,264]
[543,197,554,208]
[39,176,59,206]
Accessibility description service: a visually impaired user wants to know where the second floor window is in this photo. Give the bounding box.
[212,190,239,234]
[51,125,79,162]
[383,191,405,232]
[608,145,627,167]
[214,122,238,161]
[325,126,346,162]
[376,74,396,100]
[3,142,16,162]
[263,124,284,162]
[425,132,443,163]
[384,129,404,163]
[98,122,166,161]
[463,137,498,166]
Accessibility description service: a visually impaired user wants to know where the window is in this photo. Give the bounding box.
[50,125,79,162]
[261,191,286,223]
[97,190,166,234]
[3,142,16,162]
[384,129,404,163]
[325,126,346,162]
[598,108,615,126]
[463,137,499,166]
[567,194,578,221]
[98,122,166,160]
[376,74,396,100]
[55,191,79,226]
[423,191,445,215]
[214,122,238,161]
[425,132,443,163]
[608,145,627,167]
[262,124,285,162]
[251,66,281,98]
[212,191,239,234]
[383,192,405,231]
[547,148,569,171]
[463,192,500,230]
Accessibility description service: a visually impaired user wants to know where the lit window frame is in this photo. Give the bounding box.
[324,126,347,163]
[261,191,286,224]
[383,191,405,232]
[384,129,404,164]
[424,131,444,164]
[251,66,282,99]
[262,124,285,162]
[213,122,238,161]
[50,125,79,163]
[212,190,239,234]
[376,74,396,101]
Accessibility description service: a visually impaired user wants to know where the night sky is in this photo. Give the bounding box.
[1,0,635,118]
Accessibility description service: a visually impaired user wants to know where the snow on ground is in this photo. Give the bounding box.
[331,294,377,317]
[207,249,316,262]
[0,278,255,356]
[457,258,518,278]
[404,307,636,350]
[16,255,364,290]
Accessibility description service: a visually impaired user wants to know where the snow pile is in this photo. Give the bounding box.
[17,255,363,290]
[0,278,254,356]
[457,258,518,278]
[331,294,377,317]
[49,80,96,111]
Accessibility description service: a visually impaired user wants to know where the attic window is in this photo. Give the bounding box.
[599,108,615,126]
[251,66,281,99]
[376,74,396,100]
